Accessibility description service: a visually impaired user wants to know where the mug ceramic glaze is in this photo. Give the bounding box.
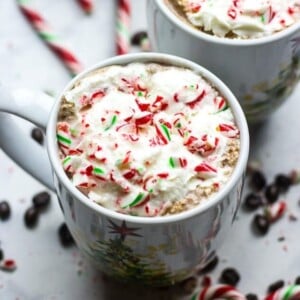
[0,53,249,286]
[147,0,300,123]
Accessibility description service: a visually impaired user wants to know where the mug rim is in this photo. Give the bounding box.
[47,52,249,225]
[156,0,300,46]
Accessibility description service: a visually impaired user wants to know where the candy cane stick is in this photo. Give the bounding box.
[265,285,300,300]
[77,0,94,14]
[17,0,84,76]
[116,0,131,55]
[190,284,246,300]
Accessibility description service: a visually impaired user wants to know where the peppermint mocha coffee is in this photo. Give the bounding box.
[165,0,300,39]
[56,63,240,217]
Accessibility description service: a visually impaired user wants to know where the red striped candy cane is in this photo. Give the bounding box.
[17,0,84,76]
[116,0,131,55]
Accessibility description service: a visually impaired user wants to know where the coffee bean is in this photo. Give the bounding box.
[246,294,259,300]
[244,193,263,211]
[198,255,219,274]
[0,249,3,261]
[24,206,39,228]
[130,31,148,46]
[250,170,266,191]
[267,280,284,293]
[265,183,279,204]
[32,191,51,211]
[0,201,11,221]
[275,174,292,193]
[58,223,75,247]
[31,127,44,145]
[181,276,197,294]
[219,268,240,286]
[294,276,300,285]
[253,214,270,235]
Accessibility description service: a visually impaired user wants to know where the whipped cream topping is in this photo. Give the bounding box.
[176,0,300,38]
[57,63,240,217]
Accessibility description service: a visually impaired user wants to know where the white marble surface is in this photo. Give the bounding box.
[1,0,300,299]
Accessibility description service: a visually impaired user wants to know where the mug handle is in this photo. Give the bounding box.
[0,83,56,190]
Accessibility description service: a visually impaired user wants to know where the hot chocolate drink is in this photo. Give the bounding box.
[57,62,240,217]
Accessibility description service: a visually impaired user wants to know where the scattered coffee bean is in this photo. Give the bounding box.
[267,280,285,294]
[32,191,51,211]
[265,183,279,204]
[58,223,75,247]
[198,255,219,274]
[219,268,240,286]
[0,249,3,261]
[243,193,263,211]
[250,170,266,191]
[253,214,270,235]
[295,276,300,285]
[181,276,197,294]
[31,127,44,145]
[275,174,292,193]
[0,201,11,221]
[24,206,39,228]
[246,294,259,300]
[130,31,148,46]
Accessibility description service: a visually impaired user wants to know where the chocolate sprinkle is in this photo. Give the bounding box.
[0,201,11,221]
[31,127,44,145]
[219,268,240,286]
[24,206,39,228]
[267,280,285,294]
[58,223,75,247]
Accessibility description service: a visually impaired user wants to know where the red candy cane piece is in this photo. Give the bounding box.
[265,285,300,300]
[169,157,188,168]
[0,259,17,272]
[217,123,239,138]
[134,112,153,127]
[155,122,171,145]
[190,284,246,300]
[194,163,217,179]
[151,95,169,112]
[186,89,206,109]
[214,96,229,113]
[77,0,94,14]
[265,201,287,223]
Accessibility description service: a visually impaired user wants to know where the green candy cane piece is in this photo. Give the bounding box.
[57,134,72,146]
[104,115,118,131]
[283,285,298,300]
[123,193,148,208]
[160,124,171,141]
[93,167,105,175]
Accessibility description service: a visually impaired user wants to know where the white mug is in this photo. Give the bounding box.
[147,0,300,123]
[0,53,249,286]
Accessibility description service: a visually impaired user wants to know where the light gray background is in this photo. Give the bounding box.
[1,0,300,299]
